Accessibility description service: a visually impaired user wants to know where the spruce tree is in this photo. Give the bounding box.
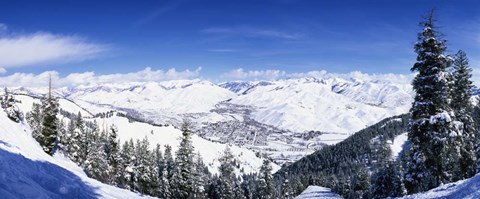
[257,159,273,199]
[404,11,459,193]
[451,50,477,179]
[106,124,121,185]
[84,126,108,182]
[172,121,196,199]
[26,102,43,140]
[218,145,236,199]
[38,76,60,155]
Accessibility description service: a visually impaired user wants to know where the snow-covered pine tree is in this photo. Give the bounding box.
[83,124,108,182]
[153,144,164,197]
[404,11,459,193]
[164,144,175,181]
[451,50,477,179]
[193,153,208,199]
[218,145,236,199]
[159,155,172,199]
[1,87,23,122]
[26,102,43,140]
[172,121,196,199]
[106,124,121,185]
[280,172,293,199]
[39,76,60,155]
[120,139,136,191]
[257,159,273,199]
[133,138,152,194]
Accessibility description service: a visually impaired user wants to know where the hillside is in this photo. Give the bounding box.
[0,107,151,198]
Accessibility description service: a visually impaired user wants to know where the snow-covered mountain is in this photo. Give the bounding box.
[9,74,414,164]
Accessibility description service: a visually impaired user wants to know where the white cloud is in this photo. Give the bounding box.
[0,67,6,74]
[0,32,107,68]
[222,68,287,80]
[0,67,202,88]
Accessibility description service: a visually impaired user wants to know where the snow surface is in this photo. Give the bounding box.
[400,173,480,199]
[0,109,151,198]
[389,132,409,160]
[295,186,343,199]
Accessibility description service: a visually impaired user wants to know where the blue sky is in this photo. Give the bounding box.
[0,0,479,81]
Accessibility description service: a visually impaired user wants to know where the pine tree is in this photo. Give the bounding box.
[120,139,136,191]
[106,124,121,185]
[38,75,60,154]
[172,121,196,199]
[257,159,273,199]
[193,153,207,198]
[371,161,405,198]
[159,157,172,199]
[84,126,108,182]
[26,102,43,140]
[451,50,477,179]
[280,172,293,199]
[218,145,236,199]
[404,11,459,193]
[1,87,23,122]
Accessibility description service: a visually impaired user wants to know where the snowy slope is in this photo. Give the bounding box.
[295,186,343,199]
[0,110,151,198]
[389,132,409,160]
[400,173,480,199]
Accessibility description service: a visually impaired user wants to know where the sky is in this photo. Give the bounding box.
[0,0,479,84]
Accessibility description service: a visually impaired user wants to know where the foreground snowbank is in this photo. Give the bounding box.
[400,173,480,199]
[0,111,151,199]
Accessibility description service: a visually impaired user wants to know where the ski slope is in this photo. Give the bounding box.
[0,110,151,198]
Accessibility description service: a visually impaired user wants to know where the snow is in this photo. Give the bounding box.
[389,132,409,160]
[400,173,480,199]
[0,109,151,198]
[295,186,343,199]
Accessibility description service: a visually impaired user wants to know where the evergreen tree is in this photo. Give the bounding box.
[38,76,60,154]
[218,145,236,199]
[404,11,459,193]
[120,139,136,191]
[280,172,293,199]
[159,157,172,198]
[172,121,196,199]
[193,153,208,198]
[257,159,273,199]
[371,161,405,198]
[1,87,23,122]
[84,126,108,182]
[26,102,43,140]
[106,124,121,185]
[451,50,477,179]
